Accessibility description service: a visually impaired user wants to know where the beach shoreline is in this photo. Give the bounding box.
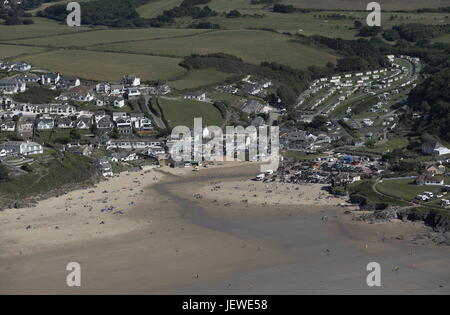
[1,162,449,294]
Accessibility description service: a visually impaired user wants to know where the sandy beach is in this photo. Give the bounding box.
[1,162,449,294]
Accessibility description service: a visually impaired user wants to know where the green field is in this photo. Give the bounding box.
[95,29,338,69]
[0,1,447,83]
[138,0,184,18]
[349,179,410,206]
[26,0,94,14]
[169,69,232,90]
[159,98,224,128]
[433,34,450,43]
[209,11,450,39]
[207,92,244,106]
[281,0,450,10]
[0,44,47,60]
[0,18,92,41]
[15,49,186,81]
[8,28,209,47]
[377,178,447,202]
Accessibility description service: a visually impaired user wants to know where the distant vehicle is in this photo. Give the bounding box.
[416,195,430,201]
[256,173,266,181]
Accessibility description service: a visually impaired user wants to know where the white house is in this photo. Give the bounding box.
[96,82,111,94]
[0,79,26,94]
[0,141,43,156]
[184,92,207,102]
[36,116,55,130]
[422,141,450,156]
[122,75,141,87]
[126,87,141,99]
[40,73,60,85]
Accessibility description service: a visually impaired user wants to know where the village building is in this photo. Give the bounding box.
[426,165,446,176]
[422,141,450,156]
[240,100,270,114]
[21,104,76,116]
[97,116,114,130]
[107,138,163,150]
[57,75,81,89]
[17,116,35,135]
[110,84,125,96]
[15,73,40,83]
[0,141,43,157]
[40,73,60,86]
[36,116,55,130]
[76,116,92,130]
[96,96,125,108]
[122,75,141,87]
[0,78,26,94]
[0,119,16,132]
[126,87,141,99]
[97,157,114,177]
[0,61,32,72]
[416,172,445,186]
[96,82,111,94]
[184,92,207,102]
[57,117,75,129]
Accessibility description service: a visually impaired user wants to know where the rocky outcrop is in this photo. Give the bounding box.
[356,206,450,246]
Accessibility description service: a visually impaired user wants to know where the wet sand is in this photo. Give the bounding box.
[1,163,449,294]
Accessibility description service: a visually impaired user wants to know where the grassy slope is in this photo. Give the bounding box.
[95,29,338,69]
[281,0,450,10]
[16,49,186,81]
[0,44,47,60]
[137,0,184,18]
[433,34,450,43]
[0,18,92,41]
[8,28,208,47]
[349,179,410,206]
[377,178,449,204]
[0,154,97,200]
[168,69,233,90]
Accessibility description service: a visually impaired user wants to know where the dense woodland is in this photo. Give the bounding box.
[0,0,58,24]
[408,68,450,142]
[37,0,219,28]
[37,0,153,27]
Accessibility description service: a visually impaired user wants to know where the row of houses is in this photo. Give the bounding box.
[0,109,154,135]
[0,61,32,72]
[280,130,334,151]
[95,75,170,101]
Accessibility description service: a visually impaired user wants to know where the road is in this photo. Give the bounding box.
[143,95,166,130]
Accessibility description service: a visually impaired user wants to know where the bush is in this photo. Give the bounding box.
[273,4,295,14]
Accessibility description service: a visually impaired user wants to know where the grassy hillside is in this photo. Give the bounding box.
[281,0,450,10]
[8,28,208,47]
[94,29,338,69]
[0,154,97,200]
[0,44,47,60]
[1,1,448,82]
[0,18,92,41]
[16,49,186,81]
[168,69,232,90]
[137,0,184,18]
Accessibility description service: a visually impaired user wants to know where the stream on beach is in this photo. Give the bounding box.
[154,167,450,294]
[1,165,449,294]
